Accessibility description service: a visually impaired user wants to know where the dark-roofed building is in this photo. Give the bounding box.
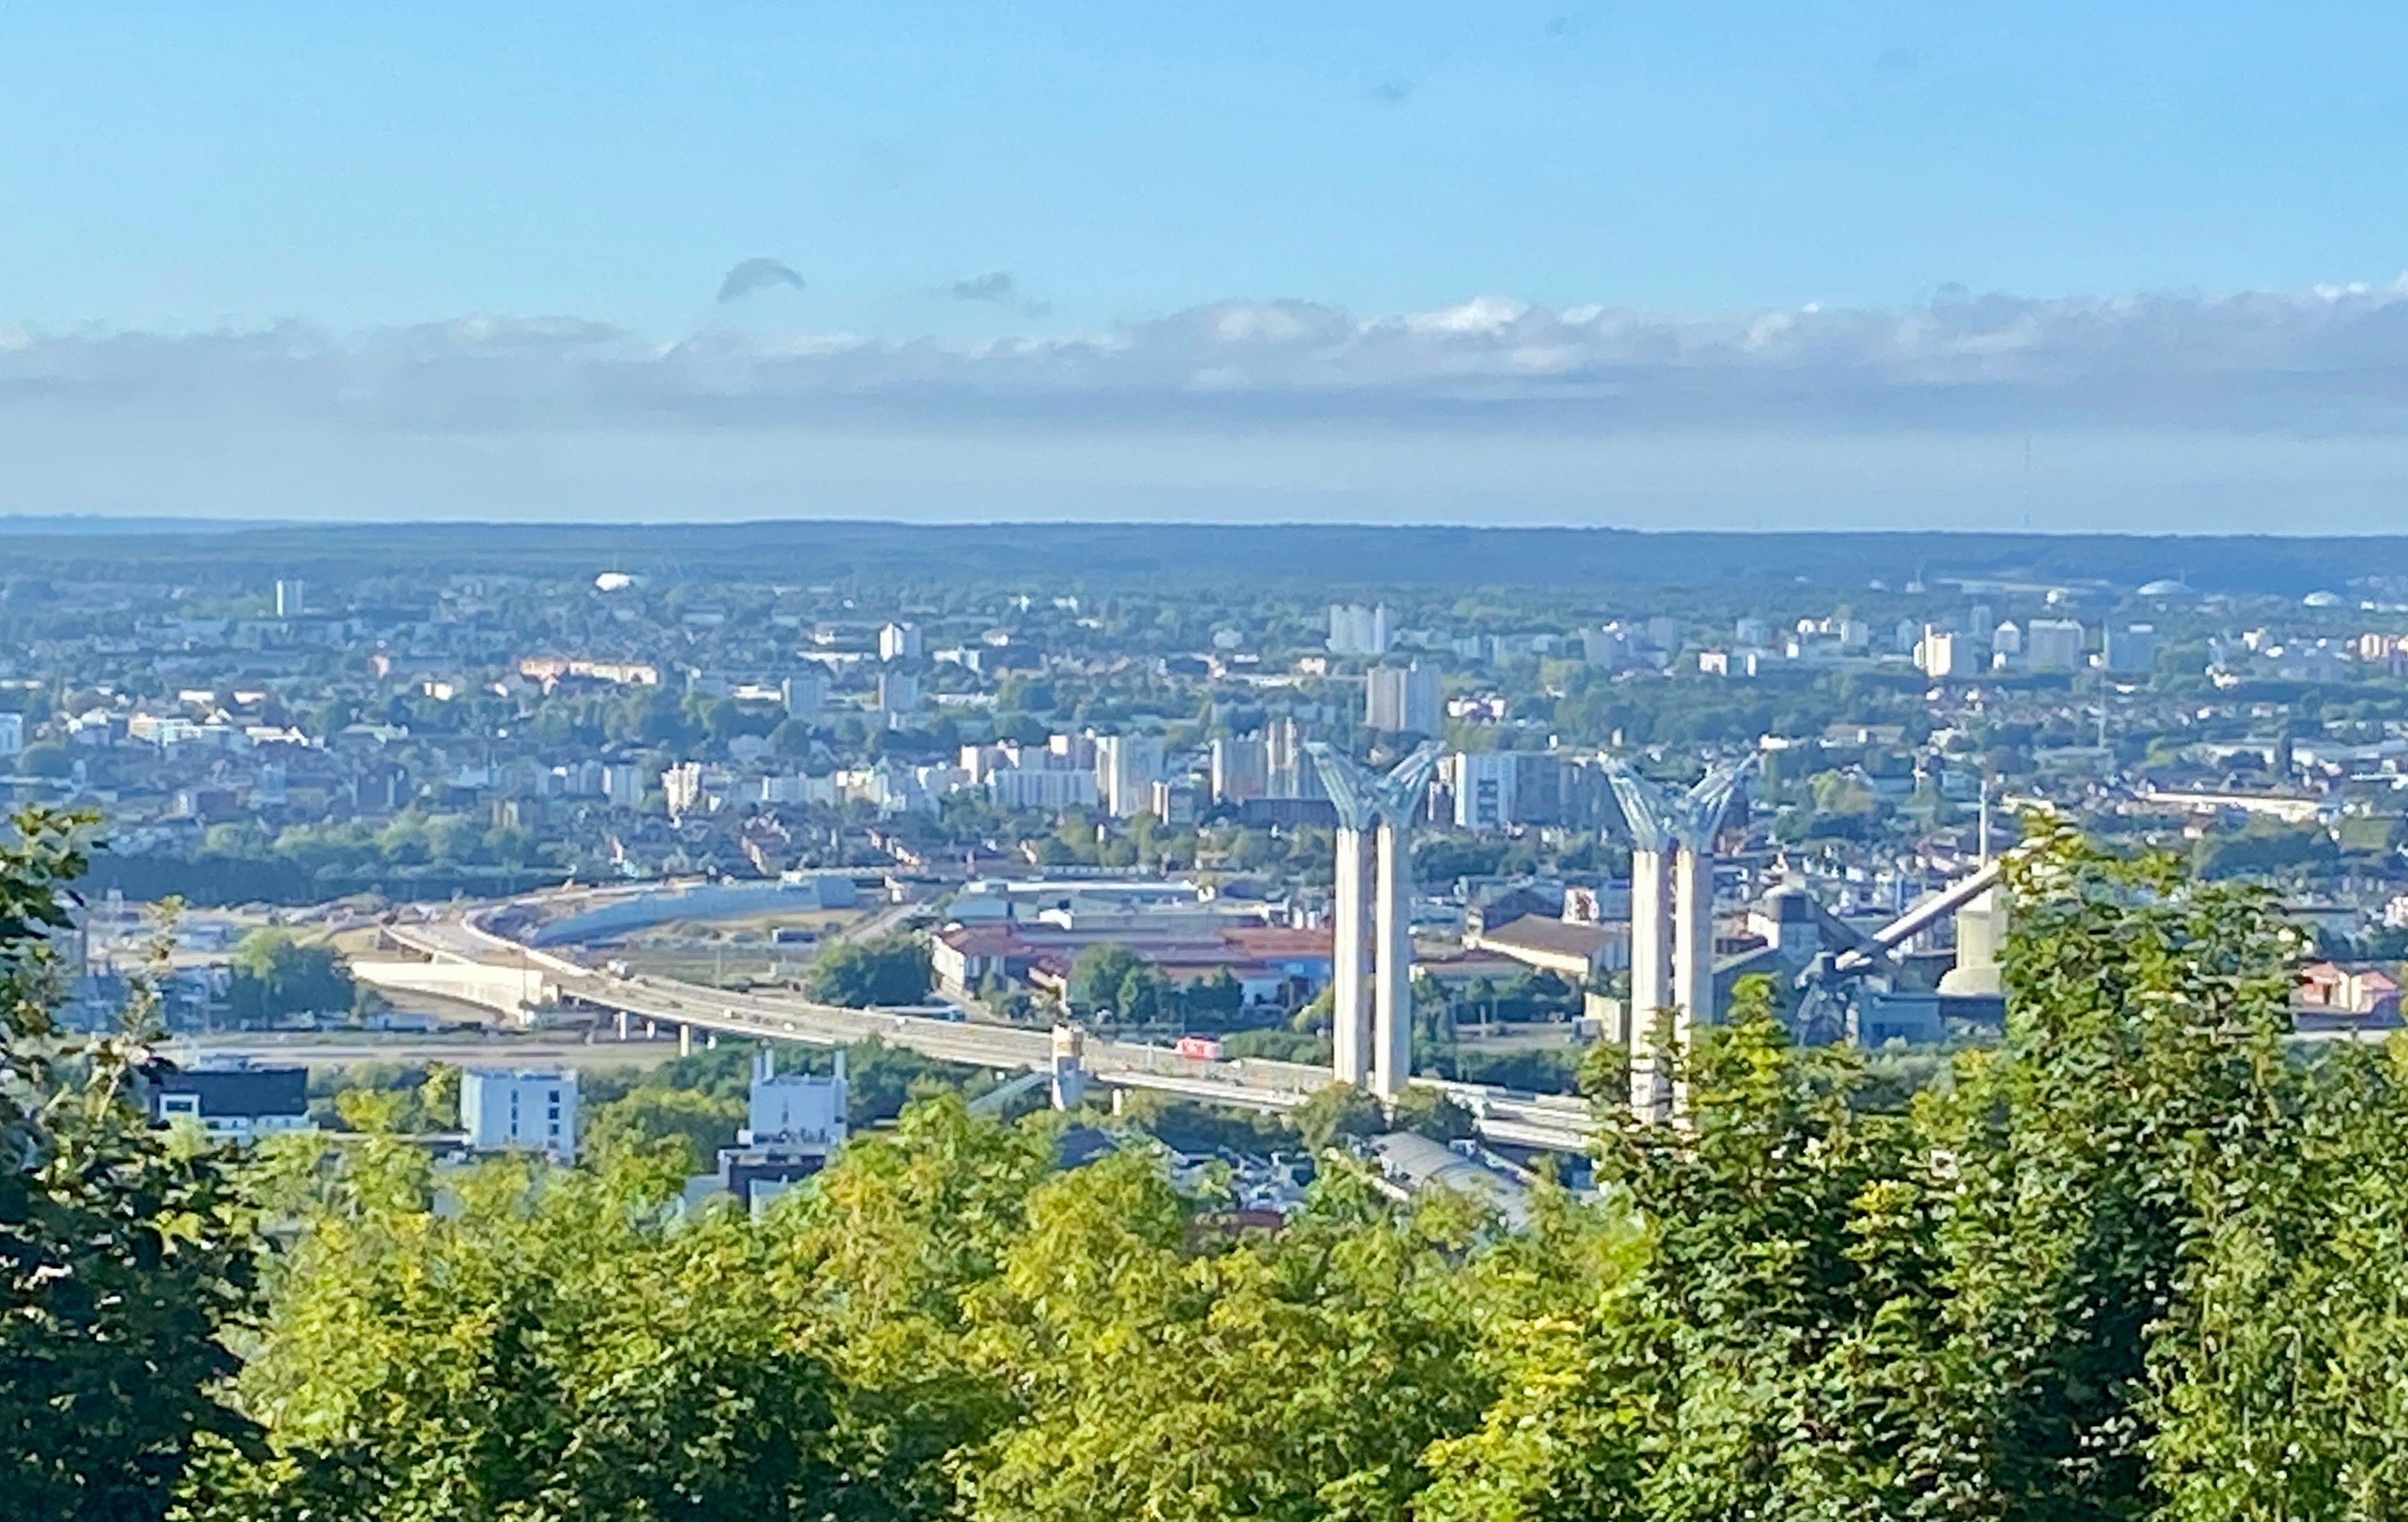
[148,1063,313,1144]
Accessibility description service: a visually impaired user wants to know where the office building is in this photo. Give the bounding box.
[1365,663,1440,735]
[273,579,305,619]
[705,1051,851,1214]
[0,713,22,758]
[461,1069,579,1159]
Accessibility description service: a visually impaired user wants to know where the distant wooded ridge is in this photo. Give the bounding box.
[0,518,2395,595]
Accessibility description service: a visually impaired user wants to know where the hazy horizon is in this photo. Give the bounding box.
[11,4,2408,530]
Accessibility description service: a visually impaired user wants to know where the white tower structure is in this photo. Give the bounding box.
[1607,760,1749,1123]
[1310,742,1442,1099]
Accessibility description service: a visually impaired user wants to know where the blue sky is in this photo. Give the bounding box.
[5,2,2408,528]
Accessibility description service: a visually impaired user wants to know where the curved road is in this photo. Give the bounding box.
[377,894,1600,1152]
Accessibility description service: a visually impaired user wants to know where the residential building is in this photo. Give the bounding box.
[2103,623,2159,674]
[603,762,644,809]
[744,1051,848,1151]
[1918,627,1974,680]
[461,1068,579,1158]
[661,761,705,819]
[1210,735,1270,804]
[1450,750,1517,830]
[148,1063,312,1145]
[878,621,924,662]
[2027,618,2087,671]
[1150,779,1200,825]
[1327,602,1394,656]
[989,765,1100,811]
[1265,717,1324,800]
[1365,663,1440,735]
[781,669,825,717]
[1096,734,1164,819]
[2297,962,2402,1024]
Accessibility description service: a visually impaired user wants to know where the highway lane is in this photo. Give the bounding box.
[565,974,1597,1143]
[365,894,1603,1150]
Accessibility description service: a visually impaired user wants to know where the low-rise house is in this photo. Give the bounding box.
[148,1062,313,1144]
[2297,961,2402,1025]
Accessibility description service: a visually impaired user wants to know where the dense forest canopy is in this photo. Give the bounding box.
[11,808,2408,1518]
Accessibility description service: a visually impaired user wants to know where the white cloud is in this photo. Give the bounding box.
[12,282,2408,439]
[10,282,2408,526]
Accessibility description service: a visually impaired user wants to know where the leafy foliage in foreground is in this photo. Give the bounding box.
[0,810,257,1522]
[22,814,2408,1518]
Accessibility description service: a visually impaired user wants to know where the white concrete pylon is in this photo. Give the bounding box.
[1308,741,1442,1096]
[1332,824,1374,1086]
[1628,844,1673,1121]
[1607,757,1750,1123]
[1372,819,1413,1099]
[1670,842,1714,1119]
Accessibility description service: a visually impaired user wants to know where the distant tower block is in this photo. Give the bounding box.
[1309,741,1442,1099]
[1607,759,1749,1123]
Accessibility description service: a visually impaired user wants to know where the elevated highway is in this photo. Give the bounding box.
[363,894,1601,1154]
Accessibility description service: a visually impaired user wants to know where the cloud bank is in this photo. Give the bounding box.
[12,283,2408,436]
[9,282,2408,525]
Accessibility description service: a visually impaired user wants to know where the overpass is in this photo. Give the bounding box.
[363,896,1600,1154]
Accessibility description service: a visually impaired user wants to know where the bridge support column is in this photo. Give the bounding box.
[615,1009,630,1041]
[1372,819,1413,1100]
[1628,845,1673,1122]
[1670,842,1714,1121]
[679,1023,693,1057]
[1050,1024,1088,1110]
[1332,826,1373,1087]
